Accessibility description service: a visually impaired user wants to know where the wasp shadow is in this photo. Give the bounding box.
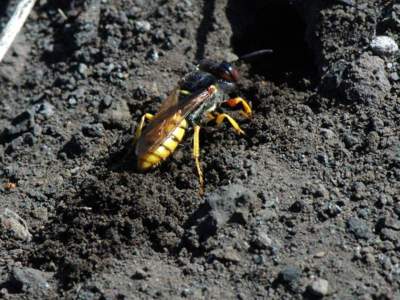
[105,133,138,173]
[226,0,315,84]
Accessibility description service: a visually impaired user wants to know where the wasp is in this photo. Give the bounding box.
[133,59,253,195]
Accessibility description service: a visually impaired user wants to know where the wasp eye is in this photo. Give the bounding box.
[219,62,239,82]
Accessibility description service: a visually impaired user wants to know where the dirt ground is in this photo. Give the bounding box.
[0,0,399,299]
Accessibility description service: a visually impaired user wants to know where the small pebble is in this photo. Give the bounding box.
[389,72,399,81]
[78,63,89,76]
[101,95,113,107]
[68,97,77,107]
[147,49,159,62]
[34,102,55,119]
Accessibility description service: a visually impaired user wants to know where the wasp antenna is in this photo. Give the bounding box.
[238,49,274,61]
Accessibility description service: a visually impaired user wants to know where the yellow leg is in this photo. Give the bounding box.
[193,125,204,196]
[215,113,245,135]
[225,97,252,118]
[133,113,154,143]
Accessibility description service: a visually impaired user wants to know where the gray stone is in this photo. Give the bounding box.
[0,209,32,241]
[251,231,273,250]
[341,53,391,104]
[11,267,50,293]
[347,217,371,240]
[99,100,132,130]
[210,247,241,263]
[279,266,301,284]
[206,184,259,228]
[78,63,89,77]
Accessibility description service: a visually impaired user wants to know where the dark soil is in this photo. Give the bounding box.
[0,0,399,299]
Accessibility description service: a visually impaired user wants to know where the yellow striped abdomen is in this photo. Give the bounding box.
[137,119,188,171]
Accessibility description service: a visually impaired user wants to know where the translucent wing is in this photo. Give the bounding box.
[135,86,216,157]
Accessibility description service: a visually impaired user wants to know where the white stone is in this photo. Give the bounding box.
[134,20,151,32]
[309,278,329,297]
[370,36,399,56]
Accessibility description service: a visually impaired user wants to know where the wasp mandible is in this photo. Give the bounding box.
[133,59,252,195]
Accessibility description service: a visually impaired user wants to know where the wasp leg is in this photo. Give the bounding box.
[215,113,245,135]
[225,97,252,118]
[193,124,204,196]
[133,113,154,143]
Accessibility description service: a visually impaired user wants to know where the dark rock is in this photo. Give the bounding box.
[278,266,301,285]
[22,132,35,146]
[289,200,306,213]
[1,110,35,142]
[131,268,149,280]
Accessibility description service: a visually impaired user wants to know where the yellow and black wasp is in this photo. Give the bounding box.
[133,58,256,195]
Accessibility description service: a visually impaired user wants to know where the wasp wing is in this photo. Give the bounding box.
[135,86,216,157]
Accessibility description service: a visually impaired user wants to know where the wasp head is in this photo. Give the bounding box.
[199,60,239,83]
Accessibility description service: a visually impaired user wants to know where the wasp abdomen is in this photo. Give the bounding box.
[137,119,188,171]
